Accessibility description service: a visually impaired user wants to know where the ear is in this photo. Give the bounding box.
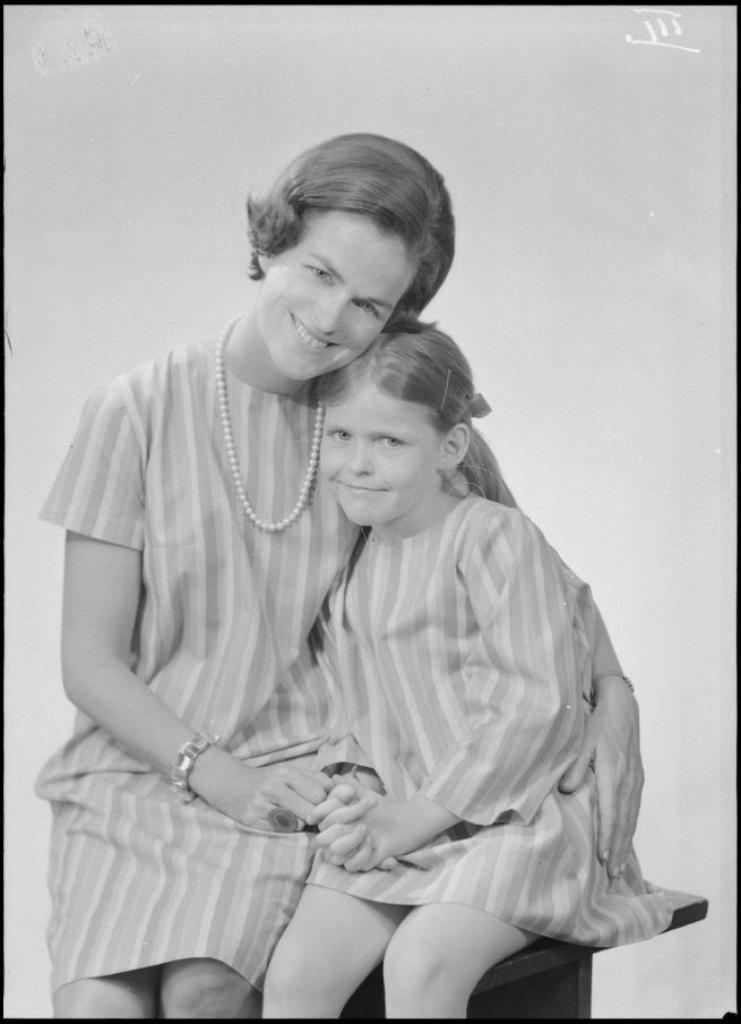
[439,423,470,471]
[251,249,271,275]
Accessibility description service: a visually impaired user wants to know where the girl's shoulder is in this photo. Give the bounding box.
[454,495,551,564]
[456,493,534,540]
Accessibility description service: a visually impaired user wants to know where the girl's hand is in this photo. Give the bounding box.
[312,789,460,872]
[305,778,379,829]
[189,747,333,832]
[558,678,643,878]
[314,794,425,871]
[332,797,411,871]
[307,784,397,870]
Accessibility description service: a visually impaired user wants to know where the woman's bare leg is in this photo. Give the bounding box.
[263,885,407,1018]
[159,959,261,1018]
[384,903,537,1018]
[53,966,161,1018]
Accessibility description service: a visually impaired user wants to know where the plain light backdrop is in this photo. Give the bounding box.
[4,5,736,1018]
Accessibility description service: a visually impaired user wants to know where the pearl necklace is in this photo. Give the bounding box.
[215,314,325,533]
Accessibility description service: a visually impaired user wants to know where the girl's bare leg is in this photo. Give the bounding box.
[384,903,537,1018]
[53,966,161,1018]
[160,959,261,1018]
[263,885,407,1018]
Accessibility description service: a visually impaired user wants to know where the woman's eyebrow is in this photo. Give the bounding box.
[307,253,393,312]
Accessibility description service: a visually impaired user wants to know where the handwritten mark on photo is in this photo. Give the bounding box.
[32,20,117,77]
[625,8,701,53]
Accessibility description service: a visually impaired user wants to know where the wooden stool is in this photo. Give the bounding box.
[340,890,708,1019]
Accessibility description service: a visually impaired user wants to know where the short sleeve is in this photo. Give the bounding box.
[40,381,146,549]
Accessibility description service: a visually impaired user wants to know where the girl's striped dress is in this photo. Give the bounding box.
[309,496,673,947]
[36,338,357,993]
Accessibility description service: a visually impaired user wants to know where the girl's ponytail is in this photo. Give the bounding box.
[461,430,517,508]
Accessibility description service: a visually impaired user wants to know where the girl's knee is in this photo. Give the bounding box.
[383,939,451,1002]
[160,959,259,1018]
[384,927,480,1016]
[263,938,335,1013]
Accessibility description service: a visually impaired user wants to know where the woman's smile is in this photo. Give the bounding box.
[291,314,331,352]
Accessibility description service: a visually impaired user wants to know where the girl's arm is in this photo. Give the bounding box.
[316,590,642,877]
[61,531,331,827]
[314,513,586,868]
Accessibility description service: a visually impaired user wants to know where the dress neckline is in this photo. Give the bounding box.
[366,492,481,548]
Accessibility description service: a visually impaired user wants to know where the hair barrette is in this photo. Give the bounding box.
[469,393,492,419]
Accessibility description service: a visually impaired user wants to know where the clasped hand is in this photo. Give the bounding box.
[305,779,405,872]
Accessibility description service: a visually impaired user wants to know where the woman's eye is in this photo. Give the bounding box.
[327,429,350,442]
[308,265,331,281]
[354,299,380,319]
[380,436,402,448]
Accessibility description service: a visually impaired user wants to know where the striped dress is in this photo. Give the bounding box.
[309,496,673,947]
[35,338,358,993]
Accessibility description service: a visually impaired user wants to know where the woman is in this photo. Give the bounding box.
[37,133,643,1018]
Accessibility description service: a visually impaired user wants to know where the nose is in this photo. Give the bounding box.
[346,440,373,476]
[315,289,345,335]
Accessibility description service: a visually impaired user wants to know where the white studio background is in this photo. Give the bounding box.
[4,5,735,1018]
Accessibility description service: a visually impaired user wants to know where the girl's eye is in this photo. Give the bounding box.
[308,265,331,282]
[327,429,350,442]
[380,436,402,448]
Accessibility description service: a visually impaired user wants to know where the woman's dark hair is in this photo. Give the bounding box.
[247,133,455,316]
[316,316,517,507]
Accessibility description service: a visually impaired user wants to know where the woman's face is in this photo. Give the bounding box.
[253,210,417,385]
[321,377,461,543]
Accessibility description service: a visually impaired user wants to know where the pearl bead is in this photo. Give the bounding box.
[216,315,324,533]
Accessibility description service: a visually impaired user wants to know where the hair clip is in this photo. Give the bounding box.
[469,393,492,418]
[439,369,452,413]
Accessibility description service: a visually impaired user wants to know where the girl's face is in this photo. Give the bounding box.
[321,378,468,542]
[252,210,417,389]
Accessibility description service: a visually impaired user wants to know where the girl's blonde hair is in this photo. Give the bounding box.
[316,316,517,508]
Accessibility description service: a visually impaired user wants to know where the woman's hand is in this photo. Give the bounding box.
[558,677,643,878]
[190,748,333,832]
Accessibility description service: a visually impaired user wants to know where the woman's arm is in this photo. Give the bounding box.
[559,648,643,876]
[61,531,331,827]
[556,580,644,879]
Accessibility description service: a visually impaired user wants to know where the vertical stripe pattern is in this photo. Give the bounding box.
[308,496,673,948]
[36,340,358,991]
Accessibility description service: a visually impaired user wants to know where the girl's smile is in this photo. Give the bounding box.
[321,378,468,542]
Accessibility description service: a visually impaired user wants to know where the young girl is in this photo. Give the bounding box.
[262,319,673,1019]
